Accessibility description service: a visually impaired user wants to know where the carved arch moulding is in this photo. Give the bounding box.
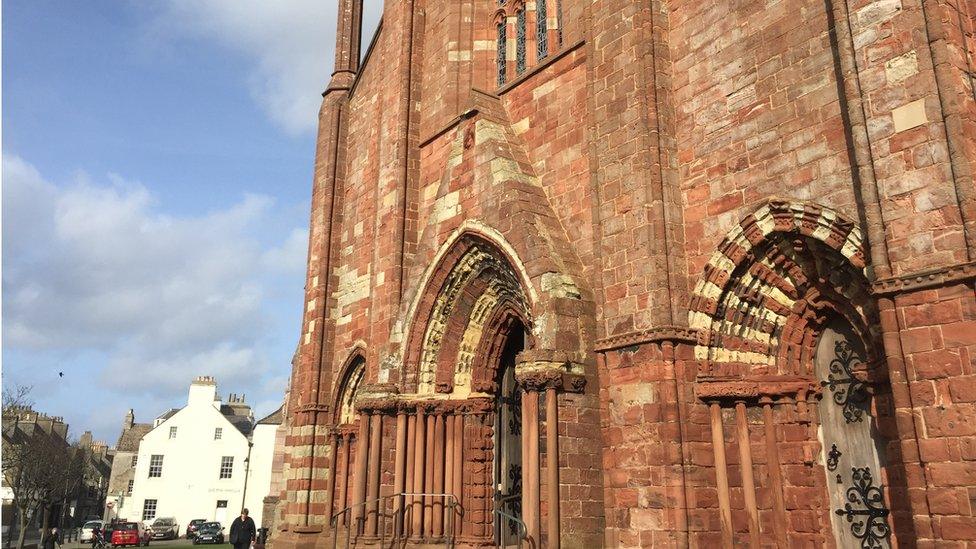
[687,199,883,388]
[390,221,592,399]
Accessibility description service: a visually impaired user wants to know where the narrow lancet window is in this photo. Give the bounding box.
[497,21,507,86]
[536,0,549,60]
[516,9,526,74]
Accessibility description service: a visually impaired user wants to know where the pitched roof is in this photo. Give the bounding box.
[256,405,284,426]
[116,423,151,452]
[223,413,253,437]
[157,409,179,422]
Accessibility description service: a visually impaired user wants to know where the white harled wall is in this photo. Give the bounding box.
[116,378,273,532]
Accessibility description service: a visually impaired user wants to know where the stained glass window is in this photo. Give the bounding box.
[537,0,548,60]
[516,9,526,74]
[497,22,507,86]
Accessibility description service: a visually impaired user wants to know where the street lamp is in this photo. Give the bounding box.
[240,442,253,514]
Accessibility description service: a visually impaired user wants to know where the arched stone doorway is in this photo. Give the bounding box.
[323,228,596,547]
[689,201,896,547]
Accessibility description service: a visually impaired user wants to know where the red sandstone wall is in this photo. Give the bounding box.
[892,283,976,541]
[279,0,976,546]
[499,47,595,282]
[672,0,862,283]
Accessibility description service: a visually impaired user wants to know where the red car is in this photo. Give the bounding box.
[111,522,151,547]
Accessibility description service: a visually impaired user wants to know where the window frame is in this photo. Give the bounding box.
[214,427,222,440]
[168,426,177,439]
[148,454,164,478]
[142,499,157,521]
[219,456,234,479]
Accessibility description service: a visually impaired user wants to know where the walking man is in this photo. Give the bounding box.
[229,509,256,549]
[41,528,61,549]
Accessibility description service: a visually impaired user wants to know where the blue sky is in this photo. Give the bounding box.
[3,1,382,443]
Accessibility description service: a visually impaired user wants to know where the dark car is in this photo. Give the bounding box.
[149,518,179,540]
[185,519,207,540]
[191,523,224,545]
[111,522,150,547]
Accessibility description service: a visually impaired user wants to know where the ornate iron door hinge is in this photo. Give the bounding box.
[835,467,891,549]
[821,340,869,423]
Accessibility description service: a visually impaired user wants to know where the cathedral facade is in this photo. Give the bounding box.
[271,0,976,547]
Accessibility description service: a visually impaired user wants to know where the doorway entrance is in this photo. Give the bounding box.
[493,327,525,547]
[214,500,228,525]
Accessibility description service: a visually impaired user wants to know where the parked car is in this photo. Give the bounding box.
[191,523,224,545]
[111,522,150,547]
[185,519,207,540]
[149,518,179,540]
[80,521,105,542]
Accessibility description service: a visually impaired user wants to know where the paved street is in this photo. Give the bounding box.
[61,540,231,549]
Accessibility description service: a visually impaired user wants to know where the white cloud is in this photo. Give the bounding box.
[146,1,384,136]
[262,227,309,273]
[2,153,305,408]
[152,1,335,135]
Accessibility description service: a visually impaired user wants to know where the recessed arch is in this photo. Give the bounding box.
[401,229,534,395]
[332,349,367,425]
[398,221,540,347]
[688,200,877,377]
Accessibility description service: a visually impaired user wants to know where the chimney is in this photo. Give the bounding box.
[122,409,135,431]
[188,376,219,408]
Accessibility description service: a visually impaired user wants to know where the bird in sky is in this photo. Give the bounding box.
[58,372,64,378]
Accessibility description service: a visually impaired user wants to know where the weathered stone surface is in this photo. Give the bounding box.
[272,0,976,547]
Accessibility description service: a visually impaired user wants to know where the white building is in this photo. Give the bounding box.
[111,377,281,531]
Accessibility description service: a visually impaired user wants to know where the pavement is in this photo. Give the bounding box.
[61,539,228,549]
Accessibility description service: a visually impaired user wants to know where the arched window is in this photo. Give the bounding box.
[491,0,564,89]
[336,355,365,425]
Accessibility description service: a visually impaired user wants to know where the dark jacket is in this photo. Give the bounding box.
[229,517,256,546]
[41,531,60,549]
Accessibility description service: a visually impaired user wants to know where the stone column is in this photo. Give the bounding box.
[432,413,446,537]
[393,411,408,538]
[410,407,426,539]
[513,357,586,548]
[403,413,417,538]
[734,402,760,548]
[761,398,788,547]
[325,434,339,525]
[709,402,733,549]
[523,390,541,546]
[337,433,351,527]
[545,386,560,547]
[365,413,382,536]
[443,414,454,538]
[351,413,369,535]
[451,413,464,538]
[423,413,436,537]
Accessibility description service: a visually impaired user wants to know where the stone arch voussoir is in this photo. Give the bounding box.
[399,222,591,394]
[688,199,876,378]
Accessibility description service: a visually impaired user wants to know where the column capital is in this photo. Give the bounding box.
[514,352,586,392]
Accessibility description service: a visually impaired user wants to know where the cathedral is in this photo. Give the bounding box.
[270,0,976,547]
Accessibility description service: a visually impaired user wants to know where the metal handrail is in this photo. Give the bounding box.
[492,494,528,549]
[330,492,460,549]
